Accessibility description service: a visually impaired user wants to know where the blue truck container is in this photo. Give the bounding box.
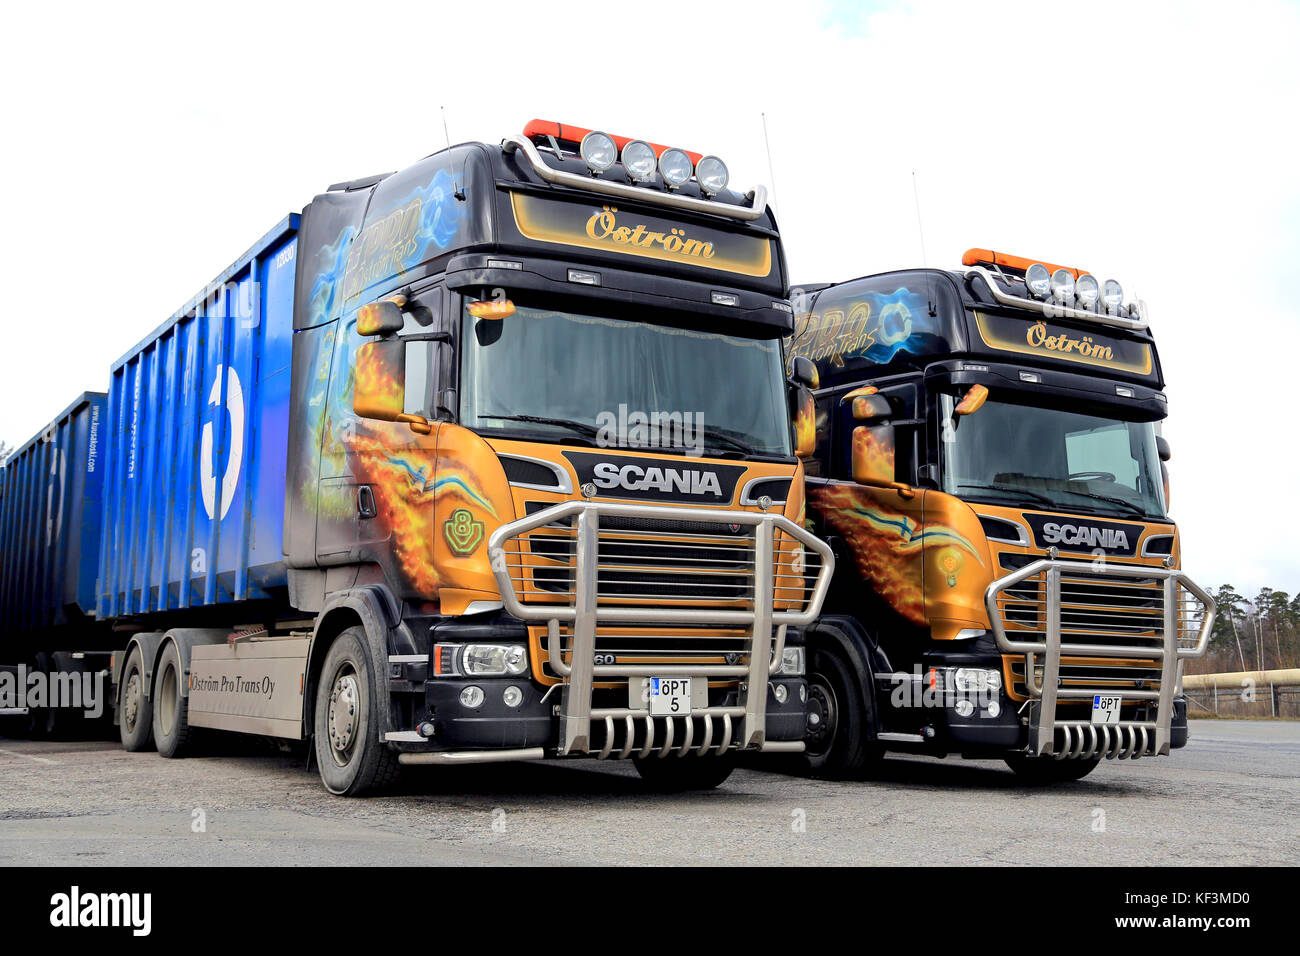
[96,215,299,618]
[0,393,108,638]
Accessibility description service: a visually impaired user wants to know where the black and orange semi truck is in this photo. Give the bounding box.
[0,121,832,795]
[786,248,1214,782]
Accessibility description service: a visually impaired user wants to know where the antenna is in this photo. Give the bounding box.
[911,169,928,267]
[442,106,467,201]
[912,169,937,317]
[761,113,779,210]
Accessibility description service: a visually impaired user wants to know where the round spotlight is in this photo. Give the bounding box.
[986,700,1002,718]
[1076,273,1100,310]
[695,155,729,196]
[621,140,656,182]
[579,130,617,173]
[955,699,975,718]
[1050,268,1075,302]
[658,147,693,188]
[773,684,789,704]
[1103,279,1124,313]
[459,685,485,709]
[502,685,523,708]
[1025,263,1051,299]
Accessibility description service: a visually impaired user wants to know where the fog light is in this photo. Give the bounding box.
[695,155,729,196]
[658,147,693,187]
[799,684,807,703]
[773,684,788,704]
[579,130,617,173]
[986,700,1002,718]
[503,685,523,708]
[955,699,975,718]
[1025,263,1051,298]
[459,686,485,708]
[621,140,657,182]
[1050,268,1075,302]
[417,720,436,738]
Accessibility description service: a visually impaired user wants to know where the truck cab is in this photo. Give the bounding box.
[280,122,832,793]
[788,248,1214,782]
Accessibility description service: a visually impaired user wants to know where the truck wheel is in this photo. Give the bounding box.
[119,646,155,752]
[801,646,880,779]
[1005,754,1101,784]
[26,652,60,739]
[313,627,399,797]
[633,754,737,792]
[153,642,195,758]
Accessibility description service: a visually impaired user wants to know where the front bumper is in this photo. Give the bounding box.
[983,559,1214,759]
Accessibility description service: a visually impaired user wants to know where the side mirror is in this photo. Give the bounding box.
[850,394,891,421]
[353,339,431,434]
[793,385,816,459]
[790,355,819,390]
[357,298,405,337]
[851,423,916,499]
[954,384,988,416]
[1156,435,1171,462]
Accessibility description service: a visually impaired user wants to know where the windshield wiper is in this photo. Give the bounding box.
[1054,488,1150,519]
[477,414,601,440]
[957,483,1057,508]
[696,426,760,456]
[994,473,1152,518]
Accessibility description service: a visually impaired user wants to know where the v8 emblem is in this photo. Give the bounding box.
[443,508,485,555]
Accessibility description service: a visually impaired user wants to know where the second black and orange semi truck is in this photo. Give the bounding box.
[787,248,1215,782]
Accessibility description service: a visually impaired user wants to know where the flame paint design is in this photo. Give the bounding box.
[808,483,984,626]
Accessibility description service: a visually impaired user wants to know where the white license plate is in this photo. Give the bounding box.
[1091,694,1123,724]
[649,677,692,717]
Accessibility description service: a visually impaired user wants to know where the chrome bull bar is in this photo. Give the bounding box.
[488,500,835,756]
[984,559,1215,758]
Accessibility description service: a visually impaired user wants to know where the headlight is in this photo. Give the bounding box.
[1075,273,1100,310]
[952,667,1002,693]
[579,130,617,173]
[1102,278,1124,313]
[1024,262,1051,298]
[658,147,693,188]
[621,140,657,182]
[462,644,529,677]
[695,155,729,196]
[1050,268,1075,302]
[778,645,806,676]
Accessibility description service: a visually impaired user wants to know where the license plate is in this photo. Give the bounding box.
[649,677,692,717]
[1091,694,1122,724]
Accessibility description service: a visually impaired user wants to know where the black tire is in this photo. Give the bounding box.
[26,652,59,739]
[1005,754,1101,784]
[313,627,400,797]
[633,753,737,792]
[153,642,195,758]
[800,645,881,779]
[118,646,154,752]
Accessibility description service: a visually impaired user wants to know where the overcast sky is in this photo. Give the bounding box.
[1,0,1296,597]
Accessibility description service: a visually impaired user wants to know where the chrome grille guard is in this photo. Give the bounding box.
[488,500,834,756]
[984,559,1215,759]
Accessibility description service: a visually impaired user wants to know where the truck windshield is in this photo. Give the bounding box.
[940,393,1167,519]
[459,300,792,458]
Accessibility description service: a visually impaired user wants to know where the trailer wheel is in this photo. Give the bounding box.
[313,627,399,797]
[1005,754,1101,784]
[119,647,154,752]
[633,754,737,792]
[153,642,195,758]
[801,646,881,779]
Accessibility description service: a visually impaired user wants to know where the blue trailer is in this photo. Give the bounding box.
[0,392,107,642]
[96,215,298,619]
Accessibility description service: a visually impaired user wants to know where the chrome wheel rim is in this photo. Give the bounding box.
[327,667,361,767]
